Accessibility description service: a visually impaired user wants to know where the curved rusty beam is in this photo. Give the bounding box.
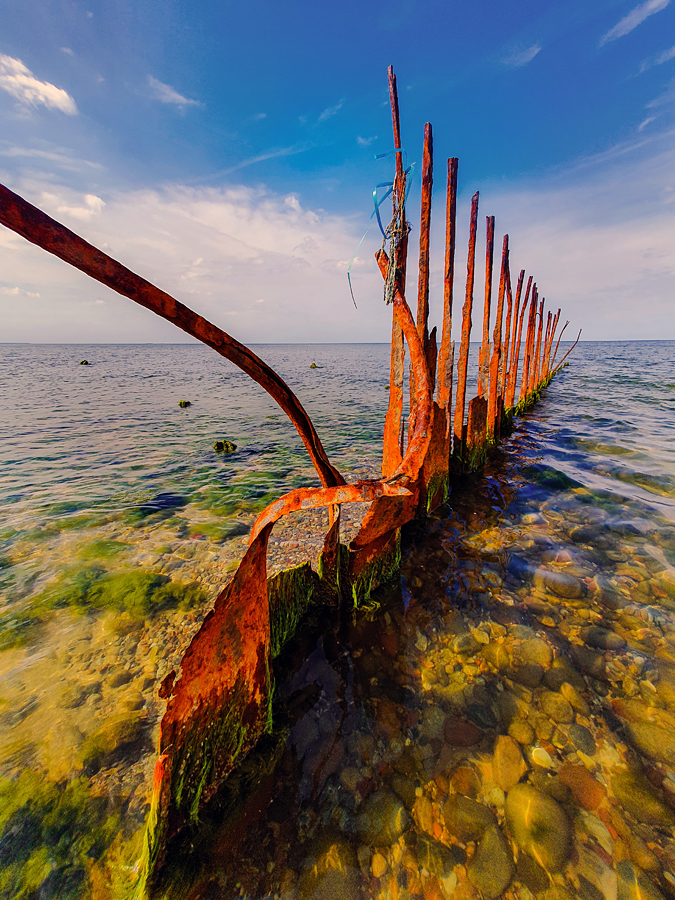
[249,479,412,543]
[0,184,344,489]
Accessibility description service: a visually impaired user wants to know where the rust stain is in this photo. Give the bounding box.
[436,157,458,442]
[508,274,531,409]
[478,215,495,398]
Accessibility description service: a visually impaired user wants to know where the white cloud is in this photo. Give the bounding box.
[60,47,74,57]
[503,44,542,67]
[647,76,675,107]
[638,115,656,130]
[639,44,675,72]
[148,76,201,108]
[0,54,77,114]
[318,98,344,121]
[0,285,40,297]
[357,135,378,147]
[600,0,670,45]
[253,112,266,121]
[41,191,106,220]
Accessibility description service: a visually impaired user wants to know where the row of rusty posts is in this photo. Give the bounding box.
[379,65,578,479]
[0,65,578,897]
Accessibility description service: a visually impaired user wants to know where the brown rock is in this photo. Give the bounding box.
[443,715,484,747]
[558,763,605,810]
[492,735,527,792]
[540,690,574,724]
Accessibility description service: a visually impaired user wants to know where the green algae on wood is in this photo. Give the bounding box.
[268,561,318,658]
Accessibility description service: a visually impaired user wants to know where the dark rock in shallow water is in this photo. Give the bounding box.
[355,790,409,845]
[213,440,237,453]
[611,771,675,828]
[534,567,585,599]
[568,723,596,755]
[505,783,572,872]
[570,645,607,681]
[581,625,626,651]
[544,656,586,693]
[468,825,514,900]
[616,860,665,900]
[416,834,465,876]
[444,794,496,843]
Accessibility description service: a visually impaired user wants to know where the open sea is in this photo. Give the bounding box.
[0,340,674,900]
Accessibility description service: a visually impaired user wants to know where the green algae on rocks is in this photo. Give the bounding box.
[213,440,237,453]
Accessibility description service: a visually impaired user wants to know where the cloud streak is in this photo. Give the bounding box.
[503,44,541,67]
[148,76,201,108]
[0,54,77,114]
[639,44,675,72]
[318,98,345,121]
[600,0,670,46]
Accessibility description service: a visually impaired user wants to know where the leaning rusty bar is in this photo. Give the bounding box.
[499,262,513,401]
[409,122,434,438]
[382,66,408,477]
[544,309,561,377]
[0,184,344,490]
[553,327,582,371]
[504,266,522,404]
[550,319,570,370]
[487,234,508,438]
[436,158,458,426]
[527,293,541,394]
[532,298,545,389]
[542,312,552,381]
[478,215,495,397]
[507,272,529,409]
[452,190,479,453]
[520,285,538,402]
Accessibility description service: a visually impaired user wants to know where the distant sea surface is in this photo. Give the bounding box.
[0,340,674,899]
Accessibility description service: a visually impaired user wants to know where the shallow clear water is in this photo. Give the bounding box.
[0,341,674,900]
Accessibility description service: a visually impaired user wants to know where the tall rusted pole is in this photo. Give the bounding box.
[499,262,513,400]
[452,191,479,453]
[382,66,409,477]
[532,298,545,390]
[506,269,532,409]
[505,269,525,405]
[437,158,458,430]
[478,216,495,397]
[542,312,552,380]
[416,123,433,351]
[409,122,434,440]
[520,285,537,402]
[487,234,508,438]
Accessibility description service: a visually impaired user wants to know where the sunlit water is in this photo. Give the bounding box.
[0,341,674,900]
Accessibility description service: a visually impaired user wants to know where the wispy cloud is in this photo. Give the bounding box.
[647,75,675,107]
[503,44,542,67]
[0,285,40,298]
[0,54,77,114]
[600,0,670,46]
[638,115,657,130]
[60,47,74,56]
[0,143,102,170]
[207,143,314,178]
[357,135,378,147]
[148,75,201,108]
[318,98,344,121]
[639,44,675,72]
[46,192,106,220]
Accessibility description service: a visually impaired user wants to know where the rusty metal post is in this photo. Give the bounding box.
[520,285,537,402]
[542,311,552,381]
[487,234,508,439]
[507,272,529,408]
[452,190,479,457]
[437,158,458,431]
[499,262,513,401]
[533,298,545,389]
[382,66,409,477]
[409,122,434,441]
[478,215,495,397]
[505,268,525,405]
[544,309,560,377]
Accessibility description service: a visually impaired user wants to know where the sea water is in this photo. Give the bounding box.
[0,341,673,899]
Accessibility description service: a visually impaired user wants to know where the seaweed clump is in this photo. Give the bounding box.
[213,440,236,453]
[178,400,191,408]
[0,771,120,900]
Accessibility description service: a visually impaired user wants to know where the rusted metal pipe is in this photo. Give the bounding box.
[436,158,458,430]
[520,285,537,402]
[505,268,524,405]
[507,272,529,409]
[478,215,495,397]
[487,234,508,438]
[499,261,513,401]
[532,298,545,389]
[0,184,345,489]
[452,191,479,454]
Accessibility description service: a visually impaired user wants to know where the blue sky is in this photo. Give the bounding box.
[0,0,674,342]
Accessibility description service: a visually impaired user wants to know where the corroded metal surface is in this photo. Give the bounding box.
[436,158,458,423]
[478,215,495,397]
[508,274,531,409]
[487,234,508,439]
[452,191,480,453]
